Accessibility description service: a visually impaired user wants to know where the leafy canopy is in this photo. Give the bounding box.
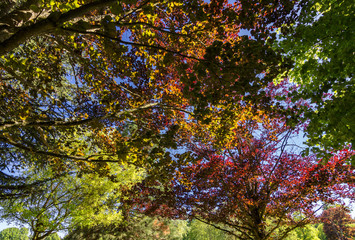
[0,227,29,240]
[0,0,302,197]
[276,0,355,161]
[125,99,354,240]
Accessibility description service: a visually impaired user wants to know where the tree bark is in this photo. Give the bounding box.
[0,0,116,56]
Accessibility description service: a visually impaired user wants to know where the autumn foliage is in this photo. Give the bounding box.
[0,1,354,239]
[126,102,354,240]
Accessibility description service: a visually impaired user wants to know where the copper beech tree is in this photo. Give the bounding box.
[126,92,355,240]
[320,206,355,240]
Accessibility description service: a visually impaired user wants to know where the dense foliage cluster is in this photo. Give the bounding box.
[320,206,355,240]
[0,0,353,239]
[0,228,60,240]
[0,227,29,240]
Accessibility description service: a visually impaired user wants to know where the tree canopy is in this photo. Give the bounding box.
[0,163,144,239]
[44,234,60,240]
[0,0,303,198]
[0,1,354,240]
[277,0,355,160]
[0,227,29,240]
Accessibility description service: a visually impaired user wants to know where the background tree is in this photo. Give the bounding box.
[0,169,79,240]
[284,223,327,240]
[44,233,61,240]
[64,215,188,240]
[0,162,144,240]
[0,227,29,240]
[320,206,355,240]
[276,0,355,162]
[183,219,236,240]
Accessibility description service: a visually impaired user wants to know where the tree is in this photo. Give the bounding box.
[183,219,236,240]
[276,0,355,161]
[320,206,355,240]
[0,0,302,198]
[0,227,29,240]
[64,215,188,240]
[0,162,144,240]
[44,233,61,240]
[126,100,354,240]
[284,223,327,240]
[0,0,191,198]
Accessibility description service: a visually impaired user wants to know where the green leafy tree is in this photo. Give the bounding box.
[0,227,29,240]
[277,0,355,161]
[267,217,327,240]
[183,219,236,240]
[294,225,321,240]
[44,233,61,240]
[284,224,327,240]
[0,163,144,240]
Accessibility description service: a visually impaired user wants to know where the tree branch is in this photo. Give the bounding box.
[194,217,243,238]
[0,0,117,56]
[60,27,203,61]
[0,102,160,131]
